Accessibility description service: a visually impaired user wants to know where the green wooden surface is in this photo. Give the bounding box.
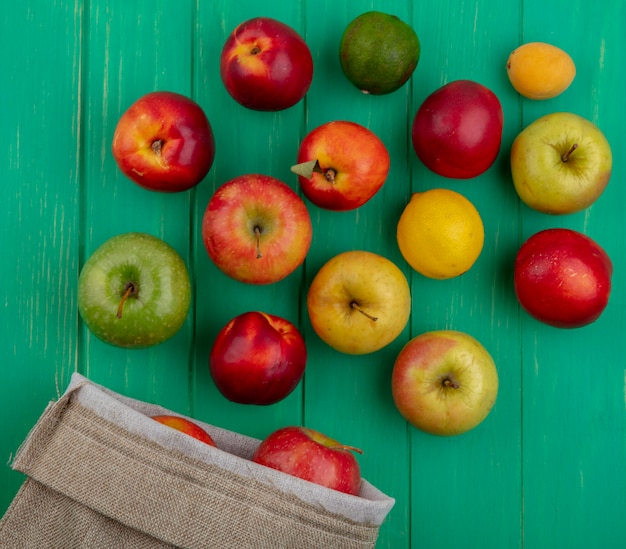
[2,1,625,547]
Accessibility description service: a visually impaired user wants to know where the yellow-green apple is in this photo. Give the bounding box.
[412,80,504,179]
[220,17,313,111]
[391,330,499,436]
[77,232,191,348]
[202,174,312,285]
[111,91,215,192]
[510,112,612,214]
[210,311,307,405]
[251,426,362,495]
[291,120,390,211]
[307,251,411,354]
[514,228,612,328]
[152,415,217,447]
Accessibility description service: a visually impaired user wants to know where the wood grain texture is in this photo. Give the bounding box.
[2,1,624,547]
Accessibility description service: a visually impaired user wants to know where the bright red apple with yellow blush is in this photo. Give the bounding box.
[220,17,313,111]
[292,120,390,211]
[112,91,215,192]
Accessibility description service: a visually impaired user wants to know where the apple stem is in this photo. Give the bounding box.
[151,139,163,156]
[254,226,262,259]
[116,282,136,319]
[561,143,578,162]
[324,168,337,184]
[442,377,460,390]
[350,302,378,321]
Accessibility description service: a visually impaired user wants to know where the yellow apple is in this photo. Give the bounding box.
[307,250,411,354]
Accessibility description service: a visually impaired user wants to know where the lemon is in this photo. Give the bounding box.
[396,189,484,279]
[339,11,420,95]
[506,42,576,100]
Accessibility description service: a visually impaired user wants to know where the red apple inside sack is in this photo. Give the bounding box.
[152,415,217,447]
[412,80,503,179]
[112,91,215,192]
[210,311,307,405]
[220,17,313,111]
[514,228,613,328]
[292,120,390,211]
[202,174,312,285]
[252,426,362,495]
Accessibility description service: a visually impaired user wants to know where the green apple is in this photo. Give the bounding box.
[510,112,612,214]
[77,232,191,348]
[307,250,411,355]
[391,330,498,436]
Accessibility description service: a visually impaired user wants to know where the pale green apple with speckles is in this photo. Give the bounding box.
[77,232,191,348]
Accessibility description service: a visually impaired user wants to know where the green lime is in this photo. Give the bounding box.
[339,11,420,95]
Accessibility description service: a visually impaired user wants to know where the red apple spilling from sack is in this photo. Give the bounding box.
[412,79,504,179]
[77,232,191,348]
[252,426,362,495]
[291,120,390,211]
[514,228,613,328]
[210,311,307,405]
[307,250,411,355]
[510,112,612,214]
[111,91,215,192]
[392,330,499,436]
[202,174,313,284]
[152,415,217,447]
[220,17,314,111]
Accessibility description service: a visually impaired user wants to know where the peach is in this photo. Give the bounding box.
[506,42,575,100]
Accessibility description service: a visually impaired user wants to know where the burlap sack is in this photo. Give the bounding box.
[0,373,395,548]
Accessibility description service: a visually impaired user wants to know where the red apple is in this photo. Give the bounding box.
[202,174,312,285]
[391,330,499,436]
[291,120,390,211]
[220,17,313,111]
[251,426,362,495]
[111,91,215,192]
[151,415,217,447]
[210,311,307,405]
[514,228,613,328]
[412,80,504,179]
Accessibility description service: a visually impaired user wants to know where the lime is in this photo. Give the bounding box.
[339,11,420,95]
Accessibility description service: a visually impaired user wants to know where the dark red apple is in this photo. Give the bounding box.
[111,91,215,192]
[220,17,313,111]
[210,311,307,405]
[151,415,217,447]
[514,228,612,328]
[251,426,362,495]
[292,120,390,211]
[412,80,503,179]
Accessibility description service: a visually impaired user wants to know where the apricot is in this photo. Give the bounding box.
[506,42,576,99]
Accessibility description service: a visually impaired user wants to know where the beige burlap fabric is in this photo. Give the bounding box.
[0,374,395,548]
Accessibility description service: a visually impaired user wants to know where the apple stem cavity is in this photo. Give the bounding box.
[254,226,263,259]
[561,143,578,162]
[151,139,163,156]
[324,168,337,184]
[350,301,378,322]
[116,282,137,319]
[442,376,460,390]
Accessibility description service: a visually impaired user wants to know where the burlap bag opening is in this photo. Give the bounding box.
[0,373,395,548]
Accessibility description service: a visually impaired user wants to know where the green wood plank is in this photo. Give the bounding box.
[407,1,523,547]
[0,0,83,513]
[519,1,626,547]
[79,1,196,413]
[191,1,308,438]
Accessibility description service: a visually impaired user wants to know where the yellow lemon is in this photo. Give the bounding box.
[506,42,576,100]
[396,189,484,279]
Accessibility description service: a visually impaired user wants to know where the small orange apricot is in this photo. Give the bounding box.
[506,42,576,100]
